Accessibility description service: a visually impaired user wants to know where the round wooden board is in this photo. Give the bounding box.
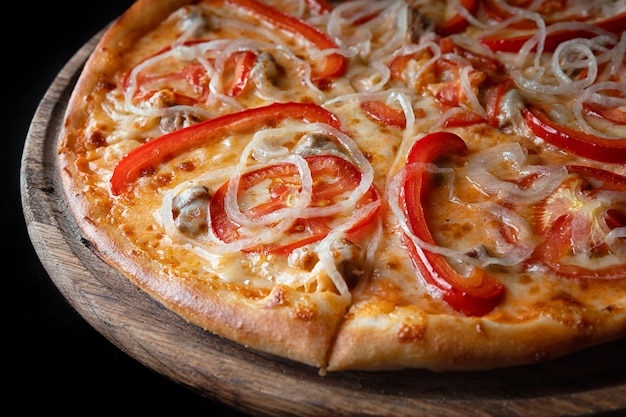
[21,29,626,417]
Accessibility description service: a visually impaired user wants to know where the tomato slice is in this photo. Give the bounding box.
[210,155,380,253]
[127,62,211,105]
[401,132,504,316]
[532,165,626,279]
[428,57,486,108]
[110,102,342,195]
[123,41,256,104]
[524,105,626,164]
[439,37,506,77]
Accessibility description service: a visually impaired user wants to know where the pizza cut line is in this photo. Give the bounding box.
[58,0,626,373]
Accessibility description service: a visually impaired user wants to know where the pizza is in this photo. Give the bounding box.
[57,0,626,373]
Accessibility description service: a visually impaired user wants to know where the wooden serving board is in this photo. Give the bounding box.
[21,29,626,417]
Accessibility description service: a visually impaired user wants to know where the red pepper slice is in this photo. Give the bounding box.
[480,12,626,52]
[360,100,407,128]
[531,165,626,279]
[225,0,345,82]
[401,132,505,316]
[110,102,342,195]
[436,0,479,36]
[223,50,257,96]
[523,105,626,164]
[210,155,380,253]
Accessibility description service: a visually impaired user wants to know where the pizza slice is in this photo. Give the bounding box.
[328,124,626,371]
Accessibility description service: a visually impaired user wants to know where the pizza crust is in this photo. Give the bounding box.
[329,304,626,372]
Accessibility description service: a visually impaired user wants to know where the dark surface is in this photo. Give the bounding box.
[10,2,247,414]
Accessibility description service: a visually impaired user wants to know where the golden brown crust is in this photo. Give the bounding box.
[328,308,626,371]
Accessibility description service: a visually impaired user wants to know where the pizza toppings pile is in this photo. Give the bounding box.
[58,0,626,373]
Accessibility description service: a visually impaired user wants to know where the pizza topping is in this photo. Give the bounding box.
[524,105,626,163]
[494,88,525,131]
[389,132,505,316]
[223,0,346,83]
[327,0,411,62]
[511,33,622,96]
[209,154,378,253]
[360,100,407,128]
[573,81,626,137]
[123,38,255,118]
[293,132,347,159]
[408,6,433,42]
[481,0,590,28]
[478,1,626,53]
[531,165,626,279]
[211,119,380,252]
[171,184,213,238]
[205,149,380,299]
[465,142,569,203]
[436,0,478,36]
[110,102,342,195]
[155,104,381,299]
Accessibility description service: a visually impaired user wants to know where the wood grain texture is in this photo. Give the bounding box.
[20,30,626,417]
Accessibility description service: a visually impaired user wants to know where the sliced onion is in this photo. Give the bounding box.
[388,160,539,271]
[523,21,610,69]
[209,120,376,252]
[313,199,382,301]
[459,65,485,116]
[471,201,536,267]
[327,0,407,62]
[513,39,599,96]
[606,227,626,257]
[573,81,626,138]
[465,142,569,203]
[224,154,313,228]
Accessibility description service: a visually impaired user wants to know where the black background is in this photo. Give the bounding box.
[9,1,248,414]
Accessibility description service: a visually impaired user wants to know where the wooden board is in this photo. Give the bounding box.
[21,29,626,417]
